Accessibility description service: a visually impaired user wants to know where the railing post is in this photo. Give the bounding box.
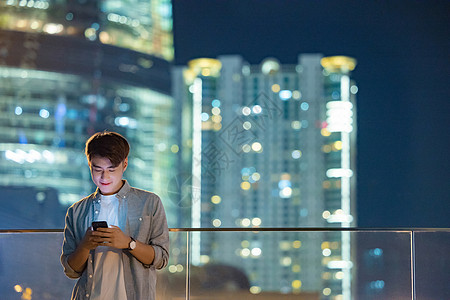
[411,230,416,300]
[186,231,190,300]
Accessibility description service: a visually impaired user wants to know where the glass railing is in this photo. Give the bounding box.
[0,228,448,300]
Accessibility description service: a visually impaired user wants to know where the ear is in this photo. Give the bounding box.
[122,157,128,172]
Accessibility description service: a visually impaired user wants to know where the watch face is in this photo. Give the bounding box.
[130,240,136,250]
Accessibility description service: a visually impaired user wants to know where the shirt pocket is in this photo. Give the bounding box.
[135,215,152,244]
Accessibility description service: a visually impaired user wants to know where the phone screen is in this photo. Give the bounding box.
[92,221,108,231]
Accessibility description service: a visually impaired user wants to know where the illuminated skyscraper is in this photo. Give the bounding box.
[173,54,358,299]
[0,0,178,228]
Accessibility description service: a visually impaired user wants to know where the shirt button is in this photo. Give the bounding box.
[139,217,143,221]
[89,274,92,278]
[86,294,89,297]
[95,210,99,214]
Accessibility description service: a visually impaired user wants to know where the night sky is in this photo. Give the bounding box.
[172,0,450,228]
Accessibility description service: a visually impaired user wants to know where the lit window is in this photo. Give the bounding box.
[321,242,330,249]
[241,248,251,257]
[211,195,221,204]
[252,217,262,226]
[201,112,209,121]
[15,107,23,115]
[333,141,343,151]
[335,271,344,280]
[292,240,302,248]
[300,102,309,111]
[212,99,221,107]
[14,285,23,293]
[279,90,292,101]
[242,106,251,116]
[292,90,302,99]
[322,248,331,256]
[200,255,210,264]
[243,121,252,130]
[212,107,221,115]
[252,105,262,114]
[321,128,331,137]
[251,142,262,152]
[211,115,222,123]
[323,288,331,296]
[279,187,292,198]
[241,218,251,227]
[280,256,292,266]
[39,109,50,119]
[251,172,261,181]
[213,123,222,131]
[271,84,281,93]
[242,144,251,153]
[168,265,177,273]
[251,248,262,257]
[292,150,302,159]
[292,280,302,289]
[322,211,331,219]
[291,120,301,130]
[170,145,179,153]
[241,182,251,190]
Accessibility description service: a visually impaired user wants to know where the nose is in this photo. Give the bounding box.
[101,171,109,180]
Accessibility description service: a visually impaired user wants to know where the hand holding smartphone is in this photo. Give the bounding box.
[92,221,108,231]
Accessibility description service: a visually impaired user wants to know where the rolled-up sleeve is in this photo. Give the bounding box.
[61,206,83,279]
[147,195,169,270]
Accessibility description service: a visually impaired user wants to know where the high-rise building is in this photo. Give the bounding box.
[173,54,357,299]
[0,0,179,228]
[0,0,173,61]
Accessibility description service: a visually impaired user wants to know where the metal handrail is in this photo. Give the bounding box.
[0,227,448,233]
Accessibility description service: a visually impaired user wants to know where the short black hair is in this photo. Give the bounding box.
[85,131,130,166]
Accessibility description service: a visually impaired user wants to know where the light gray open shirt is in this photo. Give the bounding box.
[61,180,169,300]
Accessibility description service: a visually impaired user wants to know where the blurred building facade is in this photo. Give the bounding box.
[0,0,179,228]
[172,54,358,299]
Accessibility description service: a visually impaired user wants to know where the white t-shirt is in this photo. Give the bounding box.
[91,194,127,300]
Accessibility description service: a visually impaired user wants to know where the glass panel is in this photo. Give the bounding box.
[0,231,187,300]
[415,230,450,300]
[157,231,188,300]
[0,232,73,299]
[3,230,449,300]
[189,231,412,300]
[355,231,412,300]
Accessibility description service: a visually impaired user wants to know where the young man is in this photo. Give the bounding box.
[61,131,169,300]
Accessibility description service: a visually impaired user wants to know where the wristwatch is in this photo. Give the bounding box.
[127,237,137,250]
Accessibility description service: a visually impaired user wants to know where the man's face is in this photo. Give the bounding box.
[90,156,128,195]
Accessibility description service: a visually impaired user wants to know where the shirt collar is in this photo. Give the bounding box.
[92,180,131,200]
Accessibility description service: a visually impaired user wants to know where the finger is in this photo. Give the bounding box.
[92,230,112,237]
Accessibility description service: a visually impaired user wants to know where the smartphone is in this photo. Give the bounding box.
[92,221,108,231]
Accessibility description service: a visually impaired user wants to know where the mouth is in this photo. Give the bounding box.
[100,182,111,186]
